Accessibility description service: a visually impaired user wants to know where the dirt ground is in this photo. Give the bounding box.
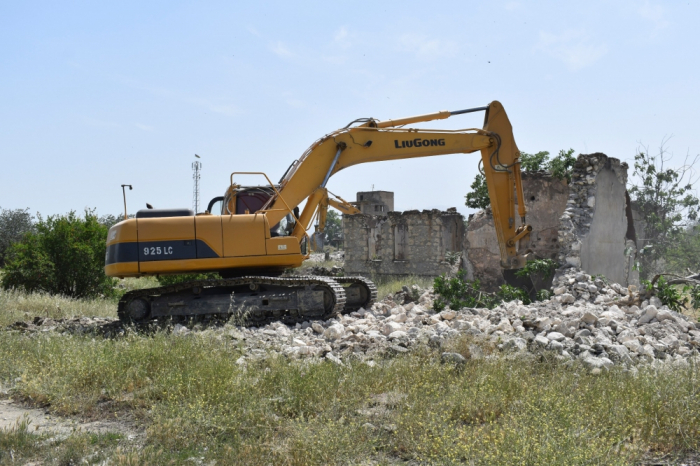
[0,398,140,440]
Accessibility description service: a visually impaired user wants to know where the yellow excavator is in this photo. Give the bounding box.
[105,101,532,325]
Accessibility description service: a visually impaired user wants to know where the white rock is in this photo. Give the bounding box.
[312,322,324,334]
[553,286,567,295]
[583,355,612,370]
[623,339,643,353]
[655,309,674,322]
[534,335,549,347]
[503,338,527,352]
[601,306,624,320]
[496,319,514,333]
[324,323,345,340]
[548,340,564,354]
[440,310,457,320]
[453,321,472,331]
[650,297,663,308]
[172,324,190,336]
[276,326,291,337]
[383,322,405,336]
[638,306,658,325]
[434,321,450,332]
[560,293,576,304]
[292,338,307,346]
[617,329,637,343]
[393,313,408,323]
[296,346,316,356]
[325,352,344,366]
[387,331,408,340]
[582,312,598,325]
[546,332,566,342]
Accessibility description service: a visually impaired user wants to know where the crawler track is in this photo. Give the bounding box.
[118,275,347,327]
[334,276,378,313]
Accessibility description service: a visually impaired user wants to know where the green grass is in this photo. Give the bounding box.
[0,277,158,327]
[0,417,124,466]
[2,328,700,464]
[373,274,435,300]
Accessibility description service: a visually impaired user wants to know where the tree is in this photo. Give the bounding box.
[98,213,133,230]
[629,141,700,278]
[0,207,34,266]
[464,149,576,211]
[324,210,343,243]
[1,210,116,298]
[464,173,489,209]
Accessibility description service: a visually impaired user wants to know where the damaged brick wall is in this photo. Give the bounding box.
[343,209,465,277]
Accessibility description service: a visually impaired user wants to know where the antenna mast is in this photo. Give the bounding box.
[192,158,202,213]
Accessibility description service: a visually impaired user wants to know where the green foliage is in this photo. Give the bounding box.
[642,276,688,313]
[433,270,540,311]
[496,284,531,305]
[97,213,133,230]
[0,206,34,266]
[629,143,700,278]
[690,285,700,310]
[536,289,552,301]
[548,148,577,182]
[464,148,576,211]
[464,173,489,209]
[665,223,700,274]
[433,270,489,311]
[324,209,343,243]
[1,210,116,298]
[655,277,686,312]
[514,259,558,280]
[156,272,221,286]
[518,150,550,172]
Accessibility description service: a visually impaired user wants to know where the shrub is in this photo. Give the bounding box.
[0,207,34,266]
[1,210,116,298]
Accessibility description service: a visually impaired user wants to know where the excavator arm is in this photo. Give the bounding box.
[310,188,361,249]
[269,101,530,269]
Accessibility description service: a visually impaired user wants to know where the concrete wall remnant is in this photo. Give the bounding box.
[463,172,569,291]
[344,209,464,277]
[464,155,639,290]
[557,153,639,286]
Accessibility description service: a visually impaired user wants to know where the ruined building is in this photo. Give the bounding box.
[343,153,641,288]
[354,191,394,215]
[344,209,464,277]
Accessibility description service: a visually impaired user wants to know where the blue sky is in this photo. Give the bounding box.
[1,1,698,219]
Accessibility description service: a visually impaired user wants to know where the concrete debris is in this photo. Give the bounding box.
[6,266,700,372]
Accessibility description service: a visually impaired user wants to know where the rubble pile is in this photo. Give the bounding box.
[8,268,700,371]
[225,268,699,369]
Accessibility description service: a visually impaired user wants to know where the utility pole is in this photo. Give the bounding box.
[121,184,132,220]
[192,155,202,213]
